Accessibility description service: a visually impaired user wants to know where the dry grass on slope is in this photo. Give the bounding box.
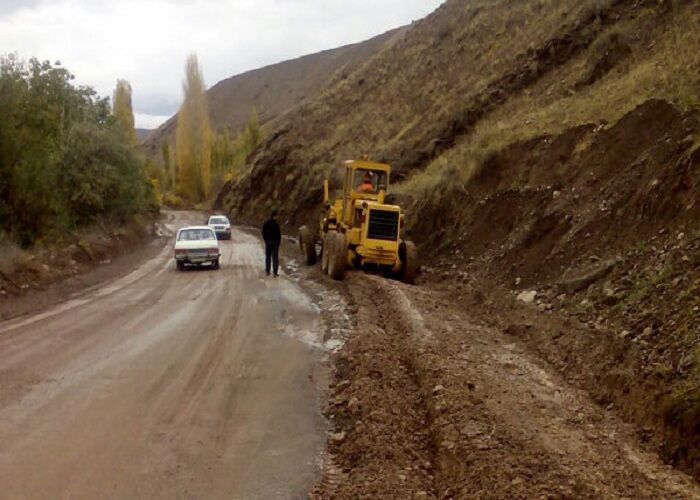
[279,0,599,169]
[398,1,700,202]
[221,0,622,226]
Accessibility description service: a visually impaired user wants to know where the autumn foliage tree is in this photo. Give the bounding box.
[161,141,175,190]
[175,54,212,203]
[112,79,136,144]
[209,110,262,188]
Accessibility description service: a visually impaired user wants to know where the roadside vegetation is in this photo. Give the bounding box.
[0,55,156,249]
[159,54,262,209]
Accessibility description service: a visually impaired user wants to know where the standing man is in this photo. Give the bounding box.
[262,210,281,277]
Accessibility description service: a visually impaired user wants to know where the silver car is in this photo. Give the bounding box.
[208,215,232,240]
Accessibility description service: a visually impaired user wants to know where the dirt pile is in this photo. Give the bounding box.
[418,98,700,478]
[312,274,700,498]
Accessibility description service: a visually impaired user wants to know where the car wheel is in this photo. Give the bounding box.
[213,259,220,270]
[176,261,185,271]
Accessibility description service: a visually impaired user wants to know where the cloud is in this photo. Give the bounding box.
[0,0,45,17]
[134,113,172,130]
[0,0,444,129]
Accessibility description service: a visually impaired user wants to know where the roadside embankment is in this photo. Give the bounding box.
[0,215,167,322]
[409,98,700,480]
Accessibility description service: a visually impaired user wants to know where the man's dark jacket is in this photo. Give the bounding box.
[262,218,281,244]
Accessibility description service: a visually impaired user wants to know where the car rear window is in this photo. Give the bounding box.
[178,229,216,241]
[209,217,228,225]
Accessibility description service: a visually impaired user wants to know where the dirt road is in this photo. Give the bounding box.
[4,211,700,500]
[0,212,328,499]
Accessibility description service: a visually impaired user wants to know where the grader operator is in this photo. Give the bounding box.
[298,159,417,284]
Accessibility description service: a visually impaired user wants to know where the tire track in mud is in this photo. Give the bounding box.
[312,275,438,499]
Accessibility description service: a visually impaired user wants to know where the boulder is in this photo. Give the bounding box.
[557,259,619,294]
[517,290,538,304]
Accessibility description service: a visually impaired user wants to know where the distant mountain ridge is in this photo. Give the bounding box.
[143,27,406,156]
[136,129,152,142]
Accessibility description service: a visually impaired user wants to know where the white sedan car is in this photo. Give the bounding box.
[174,226,220,271]
[208,215,232,240]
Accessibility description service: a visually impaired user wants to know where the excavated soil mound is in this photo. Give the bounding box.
[312,275,700,498]
[417,99,700,479]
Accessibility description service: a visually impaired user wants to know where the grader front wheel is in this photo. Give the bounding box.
[399,241,418,285]
[298,226,317,265]
[327,232,347,281]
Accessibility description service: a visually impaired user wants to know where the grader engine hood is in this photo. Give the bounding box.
[364,204,401,241]
[350,201,403,269]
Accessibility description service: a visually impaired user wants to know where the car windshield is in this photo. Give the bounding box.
[209,217,228,225]
[178,229,216,241]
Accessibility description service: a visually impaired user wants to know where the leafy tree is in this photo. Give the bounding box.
[58,122,149,223]
[0,55,155,246]
[113,79,136,143]
[175,53,212,203]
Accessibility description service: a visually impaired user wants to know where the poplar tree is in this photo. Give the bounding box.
[161,141,172,189]
[175,54,212,202]
[113,79,136,143]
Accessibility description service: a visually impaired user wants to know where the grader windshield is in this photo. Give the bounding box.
[353,169,388,195]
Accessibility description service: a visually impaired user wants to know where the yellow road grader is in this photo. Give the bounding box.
[298,159,417,283]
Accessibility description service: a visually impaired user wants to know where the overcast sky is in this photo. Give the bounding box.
[0,0,444,128]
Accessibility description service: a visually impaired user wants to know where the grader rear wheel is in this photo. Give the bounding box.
[327,232,347,281]
[298,226,317,265]
[321,233,330,273]
[399,240,418,285]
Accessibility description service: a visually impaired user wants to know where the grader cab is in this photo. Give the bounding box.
[298,159,417,283]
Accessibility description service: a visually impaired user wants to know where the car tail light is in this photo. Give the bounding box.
[209,248,220,256]
[175,249,186,256]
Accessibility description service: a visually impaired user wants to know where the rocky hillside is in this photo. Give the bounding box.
[217,0,700,479]
[142,27,405,156]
